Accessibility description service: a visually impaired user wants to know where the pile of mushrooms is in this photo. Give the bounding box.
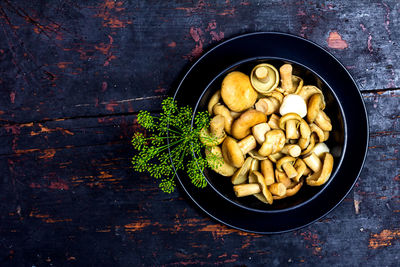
[201,64,334,205]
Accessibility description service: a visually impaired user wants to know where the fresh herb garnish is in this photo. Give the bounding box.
[131,97,219,193]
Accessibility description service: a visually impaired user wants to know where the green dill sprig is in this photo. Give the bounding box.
[131,97,215,193]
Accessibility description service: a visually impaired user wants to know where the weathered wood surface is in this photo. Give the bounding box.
[0,0,399,266]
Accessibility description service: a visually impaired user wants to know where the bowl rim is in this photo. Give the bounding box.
[171,31,369,233]
[191,56,348,213]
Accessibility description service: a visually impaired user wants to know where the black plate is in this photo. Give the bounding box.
[172,32,369,234]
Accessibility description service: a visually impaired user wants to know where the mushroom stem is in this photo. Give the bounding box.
[280,64,293,91]
[261,159,275,186]
[268,183,286,197]
[281,144,301,157]
[233,183,260,197]
[275,170,291,188]
[282,162,298,179]
[238,135,257,155]
[268,114,280,130]
[286,119,300,139]
[255,97,280,115]
[303,152,322,173]
[255,66,270,83]
[213,104,233,135]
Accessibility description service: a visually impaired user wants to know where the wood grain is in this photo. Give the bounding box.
[0,0,399,266]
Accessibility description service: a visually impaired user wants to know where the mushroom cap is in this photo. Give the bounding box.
[315,110,332,131]
[279,94,307,118]
[307,93,324,123]
[279,113,302,130]
[306,153,334,186]
[221,71,258,112]
[273,179,304,199]
[276,156,296,172]
[231,109,267,140]
[205,146,237,176]
[297,85,325,107]
[207,90,220,114]
[221,136,244,168]
[213,103,233,134]
[250,64,279,94]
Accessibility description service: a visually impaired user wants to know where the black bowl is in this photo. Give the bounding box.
[195,58,346,212]
[172,32,368,233]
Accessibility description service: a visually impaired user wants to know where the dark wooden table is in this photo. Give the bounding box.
[0,0,399,266]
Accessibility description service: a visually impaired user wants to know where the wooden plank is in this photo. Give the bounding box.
[0,0,400,123]
[0,91,398,265]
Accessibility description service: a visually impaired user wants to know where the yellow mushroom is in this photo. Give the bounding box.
[306,153,334,186]
[213,103,233,135]
[221,71,258,112]
[258,129,286,156]
[207,90,220,114]
[231,157,253,185]
[275,169,292,188]
[252,122,270,145]
[260,159,275,186]
[234,171,273,204]
[221,135,257,168]
[231,109,267,140]
[268,183,287,197]
[281,144,301,157]
[293,158,307,182]
[267,113,281,130]
[279,113,302,139]
[205,146,237,176]
[250,63,280,94]
[278,64,303,95]
[303,152,322,173]
[199,115,226,146]
[276,156,298,179]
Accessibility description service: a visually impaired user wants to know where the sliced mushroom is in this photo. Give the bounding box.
[199,115,226,146]
[258,129,286,156]
[213,103,233,134]
[279,113,302,139]
[205,146,237,176]
[221,71,258,112]
[231,157,252,185]
[303,152,322,173]
[231,109,267,139]
[306,153,334,186]
[276,156,298,179]
[207,90,220,114]
[250,63,279,94]
[268,113,281,130]
[221,135,257,168]
[252,122,270,144]
[268,183,286,197]
[260,159,275,185]
[278,64,303,95]
[281,144,301,157]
